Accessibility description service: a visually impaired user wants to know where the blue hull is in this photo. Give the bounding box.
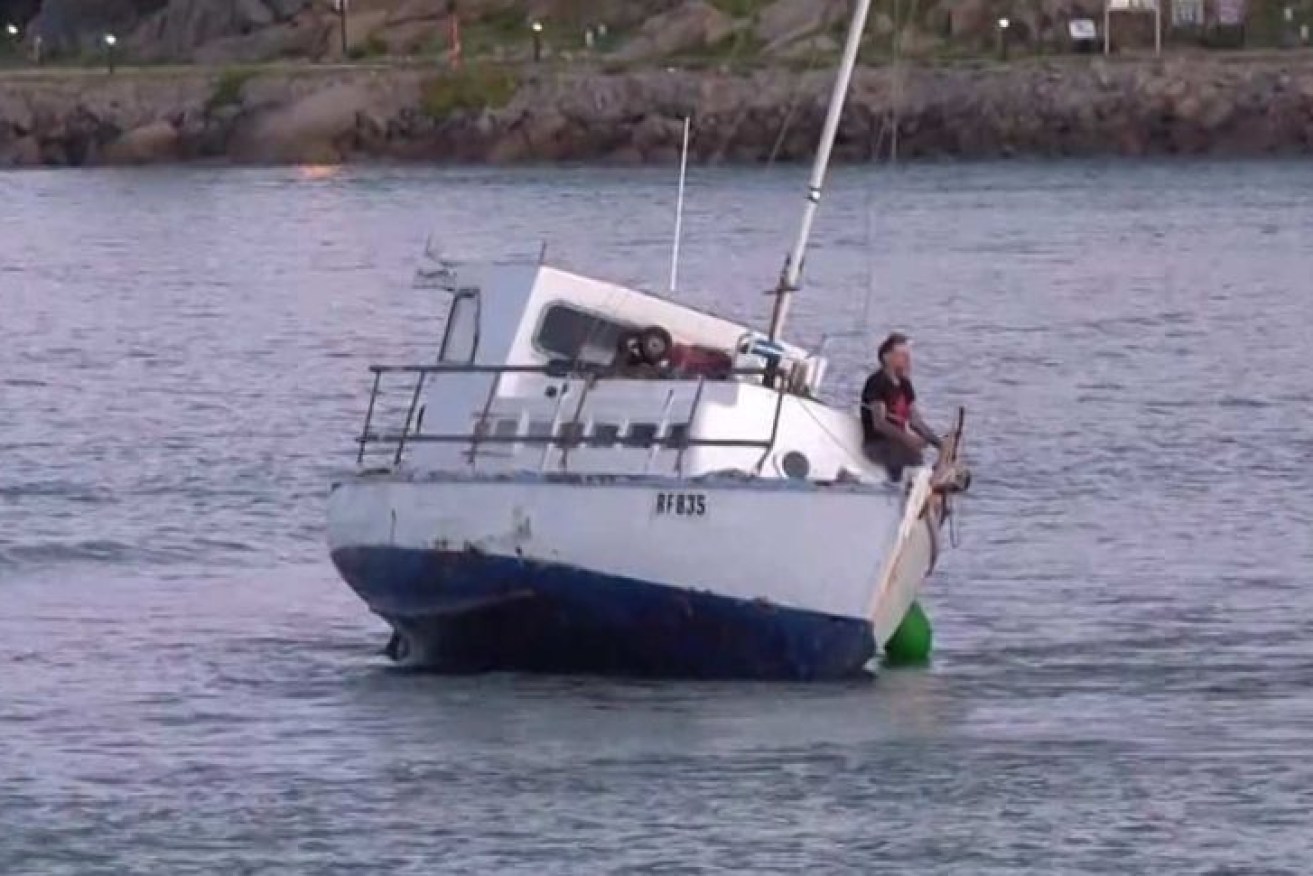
[330,547,876,680]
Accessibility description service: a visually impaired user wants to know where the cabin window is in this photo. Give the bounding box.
[528,420,554,439]
[666,423,690,448]
[591,423,620,446]
[493,418,520,438]
[623,423,659,447]
[439,290,479,363]
[558,422,586,446]
[535,304,630,365]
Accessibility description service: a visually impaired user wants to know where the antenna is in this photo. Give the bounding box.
[669,116,691,294]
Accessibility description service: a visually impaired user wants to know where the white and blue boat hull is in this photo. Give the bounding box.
[328,473,940,680]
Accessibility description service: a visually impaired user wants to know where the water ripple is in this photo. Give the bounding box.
[2,161,1312,872]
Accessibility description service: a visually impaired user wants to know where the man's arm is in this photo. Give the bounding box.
[862,401,924,448]
[908,404,942,449]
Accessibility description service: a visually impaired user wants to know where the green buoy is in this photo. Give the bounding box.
[883,600,933,667]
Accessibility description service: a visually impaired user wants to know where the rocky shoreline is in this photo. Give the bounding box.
[4,55,1313,167]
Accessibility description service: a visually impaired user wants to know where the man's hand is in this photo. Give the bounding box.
[902,431,928,452]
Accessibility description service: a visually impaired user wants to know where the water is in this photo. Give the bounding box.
[2,160,1312,874]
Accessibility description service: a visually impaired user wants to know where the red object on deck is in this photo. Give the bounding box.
[668,344,733,379]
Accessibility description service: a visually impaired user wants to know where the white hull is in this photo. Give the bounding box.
[328,471,943,679]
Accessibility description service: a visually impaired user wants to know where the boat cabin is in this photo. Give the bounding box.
[358,257,883,485]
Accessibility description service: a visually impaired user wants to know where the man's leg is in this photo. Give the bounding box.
[864,440,924,481]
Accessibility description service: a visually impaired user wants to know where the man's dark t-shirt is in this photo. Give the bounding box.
[861,370,915,443]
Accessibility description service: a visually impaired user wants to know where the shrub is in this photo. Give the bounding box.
[420,67,519,118]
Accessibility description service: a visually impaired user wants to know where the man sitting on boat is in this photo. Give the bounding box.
[861,332,942,480]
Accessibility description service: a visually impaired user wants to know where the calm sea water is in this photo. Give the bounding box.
[2,160,1312,874]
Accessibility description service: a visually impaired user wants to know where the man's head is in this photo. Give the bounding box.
[878,332,911,378]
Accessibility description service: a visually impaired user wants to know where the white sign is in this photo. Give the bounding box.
[1108,0,1158,12]
[1173,0,1204,25]
[1069,18,1098,39]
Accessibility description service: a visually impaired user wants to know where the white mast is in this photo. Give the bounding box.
[766,0,873,342]
[669,117,692,293]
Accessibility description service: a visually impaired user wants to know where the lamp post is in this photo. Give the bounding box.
[531,20,543,63]
[447,0,461,69]
[104,33,118,73]
[333,0,348,57]
[997,17,1010,60]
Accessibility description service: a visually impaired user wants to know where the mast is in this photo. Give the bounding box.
[669,117,692,293]
[766,0,873,342]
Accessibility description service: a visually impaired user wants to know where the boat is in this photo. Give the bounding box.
[326,0,971,680]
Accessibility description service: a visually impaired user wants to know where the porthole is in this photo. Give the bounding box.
[781,451,810,480]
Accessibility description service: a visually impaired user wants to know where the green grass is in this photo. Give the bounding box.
[420,67,519,119]
[708,0,772,19]
[206,66,257,111]
[347,33,389,61]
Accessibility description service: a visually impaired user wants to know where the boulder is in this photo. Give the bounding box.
[123,0,314,61]
[231,82,378,163]
[754,0,847,48]
[341,9,392,56]
[0,134,43,167]
[376,18,444,55]
[191,19,326,63]
[0,90,36,134]
[385,0,447,25]
[948,0,991,40]
[264,0,312,20]
[896,26,942,58]
[102,119,179,163]
[613,1,735,61]
[26,0,164,54]
[767,32,838,60]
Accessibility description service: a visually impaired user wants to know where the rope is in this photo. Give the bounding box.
[767,36,826,165]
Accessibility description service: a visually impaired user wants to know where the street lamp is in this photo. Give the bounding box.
[332,0,349,57]
[531,20,543,63]
[104,32,118,73]
[5,23,18,38]
[996,17,1010,60]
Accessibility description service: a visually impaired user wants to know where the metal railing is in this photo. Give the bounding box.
[354,362,791,476]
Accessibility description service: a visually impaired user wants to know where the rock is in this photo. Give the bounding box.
[385,0,446,25]
[102,119,179,163]
[27,0,163,54]
[604,144,644,164]
[754,0,846,48]
[0,135,44,167]
[230,82,378,163]
[376,18,444,55]
[0,55,1310,166]
[0,91,36,135]
[126,0,237,59]
[191,20,326,63]
[265,0,311,20]
[896,27,942,58]
[614,1,735,61]
[948,0,990,40]
[341,9,392,56]
[769,33,838,60]
[123,0,316,61]
[234,0,275,29]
